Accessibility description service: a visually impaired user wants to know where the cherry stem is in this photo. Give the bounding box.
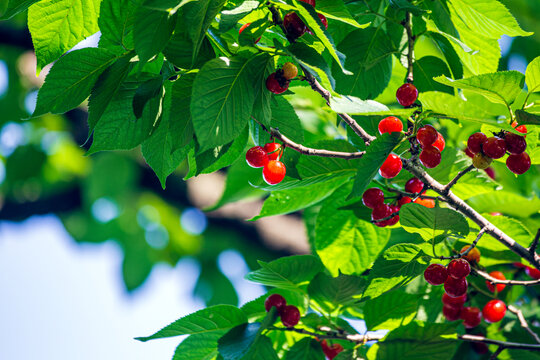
[268,325,385,344]
[371,211,400,223]
[438,227,486,260]
[442,164,475,195]
[472,268,540,287]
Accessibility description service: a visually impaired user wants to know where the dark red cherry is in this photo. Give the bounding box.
[280,305,300,327]
[525,266,540,279]
[385,205,400,226]
[379,154,402,179]
[264,294,286,312]
[504,133,527,155]
[424,264,448,286]
[444,277,467,298]
[484,167,496,180]
[419,146,442,168]
[362,188,385,209]
[442,293,466,307]
[396,83,418,107]
[506,152,531,175]
[482,136,506,159]
[299,0,316,6]
[482,299,506,323]
[283,12,306,39]
[461,306,481,328]
[246,146,269,168]
[398,196,412,207]
[404,177,424,194]
[467,132,487,154]
[266,73,289,94]
[416,125,438,147]
[372,203,392,227]
[447,258,471,279]
[378,116,403,135]
[443,305,462,321]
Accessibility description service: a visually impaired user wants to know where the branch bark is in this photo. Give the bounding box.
[439,227,486,260]
[508,305,540,344]
[459,334,540,351]
[442,164,475,195]
[403,12,415,82]
[472,268,540,286]
[271,326,386,344]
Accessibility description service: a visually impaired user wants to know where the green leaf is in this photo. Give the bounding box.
[219,324,278,360]
[308,272,365,312]
[245,255,323,290]
[389,0,426,16]
[163,23,216,69]
[296,140,361,178]
[134,7,177,64]
[329,95,416,117]
[362,244,430,301]
[219,1,260,32]
[33,47,117,117]
[526,56,540,94]
[364,290,419,331]
[467,191,540,219]
[315,184,390,276]
[399,203,469,241]
[0,0,40,19]
[433,71,525,106]
[136,305,247,341]
[368,321,457,360]
[28,0,101,71]
[191,55,266,152]
[316,0,368,29]
[516,109,540,126]
[413,56,453,94]
[350,133,403,199]
[144,0,197,12]
[98,0,141,54]
[250,172,352,192]
[169,72,197,152]
[284,338,325,360]
[133,77,163,119]
[172,331,226,360]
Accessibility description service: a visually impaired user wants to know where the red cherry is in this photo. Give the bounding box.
[263,142,283,161]
[405,177,424,194]
[306,13,328,35]
[525,266,540,279]
[505,133,527,155]
[484,167,496,180]
[512,121,527,135]
[264,294,286,312]
[506,152,531,175]
[461,306,481,328]
[464,147,475,158]
[398,196,412,207]
[414,197,435,208]
[321,340,343,360]
[396,83,418,107]
[513,262,527,269]
[280,305,300,327]
[263,160,286,185]
[483,136,506,159]
[447,258,471,279]
[385,205,400,226]
[239,23,261,44]
[485,271,506,293]
[362,188,385,209]
[443,305,462,321]
[442,293,466,307]
[266,73,289,94]
[299,0,316,6]
[379,154,402,179]
[372,203,392,227]
[424,264,448,286]
[378,116,403,135]
[467,132,487,154]
[419,146,442,168]
[433,132,445,152]
[416,125,438,147]
[472,342,489,355]
[444,276,467,298]
[246,146,269,168]
[283,12,306,39]
[482,299,506,323]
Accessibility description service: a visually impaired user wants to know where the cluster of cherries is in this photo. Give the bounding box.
[466,123,530,175]
[246,142,287,185]
[266,62,298,95]
[264,294,300,327]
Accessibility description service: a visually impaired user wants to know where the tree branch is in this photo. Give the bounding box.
[530,228,540,256]
[270,326,385,344]
[438,227,486,260]
[459,334,540,351]
[472,268,540,286]
[385,187,445,201]
[403,12,415,82]
[442,164,475,195]
[508,305,540,344]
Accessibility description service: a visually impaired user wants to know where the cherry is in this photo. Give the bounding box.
[447,258,471,279]
[378,116,403,135]
[362,188,384,209]
[416,125,438,147]
[266,73,289,94]
[263,160,286,185]
[396,83,418,107]
[385,205,400,226]
[512,121,527,135]
[486,271,506,293]
[442,293,466,307]
[239,23,261,44]
[283,12,306,39]
[525,266,540,279]
[379,154,402,179]
[472,153,492,170]
[482,299,506,323]
[485,167,496,180]
[398,196,412,207]
[264,294,286,312]
[280,305,300,327]
[246,146,269,168]
[464,147,475,158]
[467,132,487,154]
[513,262,527,269]
[281,62,298,80]
[414,197,435,208]
[405,177,424,194]
[506,152,531,175]
[472,342,489,355]
[317,13,328,29]
[424,264,448,285]
[264,142,283,161]
[460,246,481,263]
[444,276,467,298]
[482,136,506,159]
[321,340,343,360]
[443,305,462,321]
[299,0,316,6]
[505,132,527,155]
[372,203,392,227]
[460,306,481,328]
[419,146,442,168]
[433,132,445,152]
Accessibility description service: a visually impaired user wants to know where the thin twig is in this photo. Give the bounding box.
[442,164,475,195]
[403,12,415,82]
[508,305,540,344]
[438,227,487,260]
[385,188,445,201]
[530,228,540,255]
[459,334,540,351]
[490,346,505,359]
[371,212,400,223]
[269,326,385,344]
[472,268,540,286]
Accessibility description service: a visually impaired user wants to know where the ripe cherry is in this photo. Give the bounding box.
[239,23,261,44]
[525,266,540,279]
[396,83,418,107]
[362,188,385,209]
[460,246,481,263]
[405,177,424,194]
[444,276,467,298]
[443,305,462,321]
[378,116,403,135]
[398,196,412,207]
[299,0,316,6]
[385,205,400,226]
[372,203,392,227]
[486,271,506,293]
[485,167,496,180]
[414,197,435,208]
[264,142,283,161]
[460,306,481,328]
[281,62,298,80]
[416,125,438,147]
[483,136,506,159]
[320,340,343,360]
[512,121,527,135]
[379,154,402,179]
[424,264,448,286]
[464,147,475,158]
[246,146,269,168]
[442,293,466,307]
[482,299,506,323]
[264,294,286,312]
[505,133,527,155]
[472,153,492,170]
[266,73,289,94]
[467,132,487,154]
[433,132,445,152]
[263,160,286,185]
[280,305,300,327]
[283,12,306,39]
[447,258,471,279]
[419,146,442,168]
[506,152,531,175]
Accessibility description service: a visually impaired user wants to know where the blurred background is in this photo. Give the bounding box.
[0,0,539,359]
